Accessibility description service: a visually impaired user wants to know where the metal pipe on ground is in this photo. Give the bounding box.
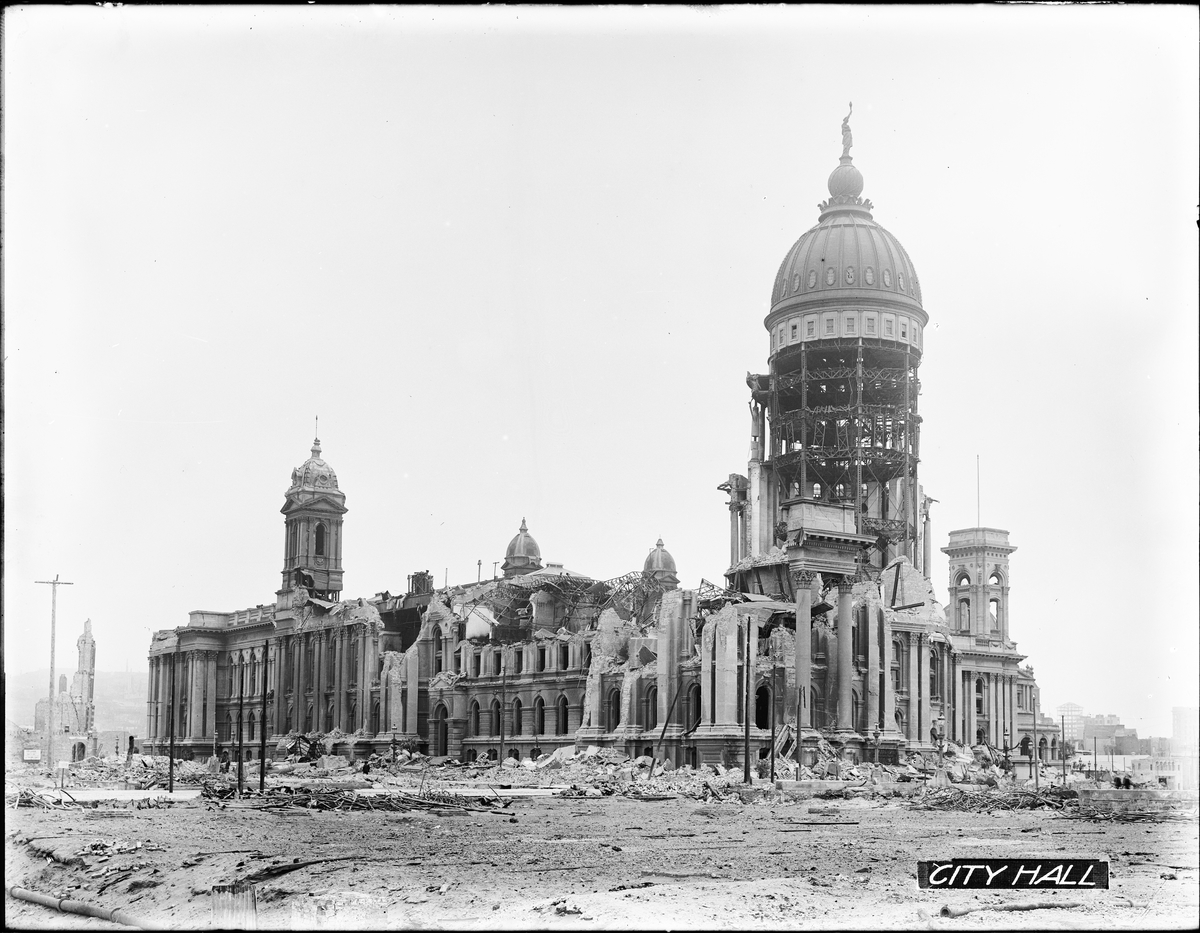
[6,884,165,930]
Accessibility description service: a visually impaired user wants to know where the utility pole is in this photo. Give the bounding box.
[477,560,481,584]
[769,647,777,784]
[36,576,74,771]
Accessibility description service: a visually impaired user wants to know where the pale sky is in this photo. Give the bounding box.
[5,6,1197,737]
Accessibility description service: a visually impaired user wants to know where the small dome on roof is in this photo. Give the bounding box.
[502,518,543,578]
[644,538,679,590]
[288,437,339,493]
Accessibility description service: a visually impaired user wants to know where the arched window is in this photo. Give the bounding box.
[958,599,971,630]
[283,706,292,733]
[583,643,592,669]
[975,678,984,715]
[179,697,188,737]
[508,748,520,761]
[556,695,570,734]
[247,711,255,742]
[512,698,523,735]
[834,483,846,499]
[490,700,501,737]
[606,688,621,732]
[469,701,480,737]
[370,701,380,734]
[304,705,313,733]
[687,682,701,731]
[955,572,971,588]
[326,702,334,727]
[892,639,905,690]
[348,641,359,684]
[326,640,336,680]
[466,749,478,763]
[988,571,1002,587]
[1020,736,1032,757]
[929,650,939,698]
[813,483,822,499]
[852,691,863,734]
[533,696,546,735]
[288,524,298,562]
[988,599,1000,631]
[432,626,443,674]
[755,685,770,729]
[315,523,326,557]
[473,652,482,678]
[559,644,570,670]
[513,648,523,675]
[645,686,658,731]
[349,701,357,730]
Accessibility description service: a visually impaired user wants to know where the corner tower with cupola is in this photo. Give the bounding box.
[277,436,347,606]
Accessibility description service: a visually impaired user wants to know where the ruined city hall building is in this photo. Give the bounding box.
[144,119,1052,769]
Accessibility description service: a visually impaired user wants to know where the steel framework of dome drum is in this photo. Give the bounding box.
[748,115,927,569]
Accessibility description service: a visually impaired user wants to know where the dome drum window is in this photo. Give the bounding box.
[807,270,817,288]
[882,268,892,287]
[825,267,836,286]
[864,266,875,285]
[845,265,856,285]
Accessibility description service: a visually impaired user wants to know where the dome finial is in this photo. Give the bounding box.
[656,537,664,548]
[841,102,853,158]
[520,516,528,532]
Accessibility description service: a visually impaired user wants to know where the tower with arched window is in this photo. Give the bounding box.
[941,528,1015,639]
[278,436,347,604]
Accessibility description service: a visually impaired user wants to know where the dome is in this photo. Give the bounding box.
[288,437,339,493]
[502,518,543,578]
[766,115,926,334]
[643,538,679,590]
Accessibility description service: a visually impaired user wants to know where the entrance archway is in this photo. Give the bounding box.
[755,685,771,729]
[431,703,449,757]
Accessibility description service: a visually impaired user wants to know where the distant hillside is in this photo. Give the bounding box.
[5,669,147,736]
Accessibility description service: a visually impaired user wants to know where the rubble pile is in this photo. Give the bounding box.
[909,785,1075,813]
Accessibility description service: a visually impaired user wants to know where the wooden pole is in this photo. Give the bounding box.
[36,576,73,770]
[770,658,777,783]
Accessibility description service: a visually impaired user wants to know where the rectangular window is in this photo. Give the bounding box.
[845,317,855,335]
[790,323,798,340]
[473,652,481,678]
[513,650,523,675]
[866,317,876,335]
[884,319,894,336]
[825,318,835,335]
[806,320,815,337]
[493,650,502,674]
[537,646,547,672]
[900,320,908,339]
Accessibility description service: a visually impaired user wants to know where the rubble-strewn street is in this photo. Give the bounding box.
[6,753,1198,930]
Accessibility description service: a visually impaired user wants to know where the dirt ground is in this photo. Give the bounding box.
[5,779,1198,931]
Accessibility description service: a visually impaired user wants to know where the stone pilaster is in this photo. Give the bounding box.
[836,579,854,732]
[918,634,930,746]
[793,571,814,734]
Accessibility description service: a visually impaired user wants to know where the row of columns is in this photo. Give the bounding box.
[275,624,377,736]
[795,573,897,736]
[956,668,1017,748]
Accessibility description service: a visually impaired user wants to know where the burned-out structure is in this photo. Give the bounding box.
[144,113,1050,773]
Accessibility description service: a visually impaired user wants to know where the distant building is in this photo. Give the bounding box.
[33,619,99,762]
[1056,702,1084,744]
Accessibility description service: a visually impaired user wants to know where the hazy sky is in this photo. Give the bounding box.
[5,6,1197,737]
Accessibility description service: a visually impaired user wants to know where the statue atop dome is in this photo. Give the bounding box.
[841,102,853,158]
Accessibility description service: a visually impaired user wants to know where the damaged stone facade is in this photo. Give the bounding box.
[143,117,1050,774]
[35,619,100,763]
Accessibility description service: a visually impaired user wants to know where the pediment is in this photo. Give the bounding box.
[280,494,348,515]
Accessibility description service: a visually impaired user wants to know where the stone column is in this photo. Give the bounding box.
[359,627,369,731]
[953,659,963,743]
[145,658,156,742]
[918,635,930,746]
[966,669,977,745]
[334,630,345,729]
[866,605,879,734]
[881,613,895,736]
[405,650,419,735]
[728,505,740,567]
[747,615,759,727]
[700,623,714,726]
[836,580,854,731]
[204,652,216,747]
[313,635,325,732]
[906,633,918,741]
[794,572,813,732]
